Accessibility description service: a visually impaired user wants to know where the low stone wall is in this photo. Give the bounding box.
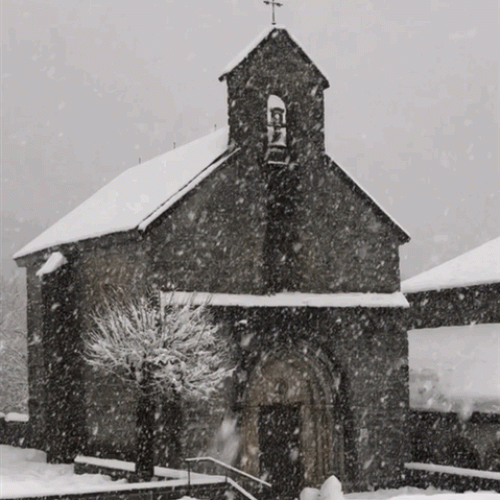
[74,460,137,482]
[405,463,500,493]
[0,481,231,500]
[409,410,500,471]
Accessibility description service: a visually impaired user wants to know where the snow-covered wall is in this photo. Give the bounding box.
[409,323,500,417]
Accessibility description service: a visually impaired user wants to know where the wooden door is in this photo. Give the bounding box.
[259,404,301,500]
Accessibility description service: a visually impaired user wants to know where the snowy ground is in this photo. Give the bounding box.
[1,445,500,500]
[0,445,122,498]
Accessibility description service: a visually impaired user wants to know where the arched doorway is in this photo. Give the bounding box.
[239,349,343,495]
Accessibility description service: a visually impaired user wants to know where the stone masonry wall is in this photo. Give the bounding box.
[215,306,409,492]
[25,264,47,450]
[146,155,402,296]
[79,241,148,461]
[147,154,267,294]
[406,283,500,329]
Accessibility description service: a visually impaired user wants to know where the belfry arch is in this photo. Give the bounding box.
[239,348,344,489]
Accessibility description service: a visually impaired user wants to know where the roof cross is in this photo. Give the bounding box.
[264,0,283,25]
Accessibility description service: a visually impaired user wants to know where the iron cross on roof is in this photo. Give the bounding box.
[264,0,283,25]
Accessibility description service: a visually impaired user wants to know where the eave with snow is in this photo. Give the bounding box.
[403,236,500,332]
[161,291,409,309]
[13,128,234,264]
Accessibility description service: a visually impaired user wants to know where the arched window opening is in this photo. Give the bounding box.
[267,95,287,147]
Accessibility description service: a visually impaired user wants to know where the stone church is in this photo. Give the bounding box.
[14,26,411,494]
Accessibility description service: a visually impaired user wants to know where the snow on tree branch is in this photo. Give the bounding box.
[83,297,234,401]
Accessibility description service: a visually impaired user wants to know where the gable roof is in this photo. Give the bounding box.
[14,128,230,260]
[325,155,410,244]
[14,129,410,260]
[402,236,500,293]
[219,25,330,89]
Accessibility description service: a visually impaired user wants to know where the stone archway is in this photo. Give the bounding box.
[239,349,343,490]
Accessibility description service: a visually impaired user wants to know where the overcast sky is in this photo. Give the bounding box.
[2,0,499,280]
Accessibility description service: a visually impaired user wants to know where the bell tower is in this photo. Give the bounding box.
[220,26,330,292]
[266,94,287,164]
[219,26,329,166]
[220,27,330,292]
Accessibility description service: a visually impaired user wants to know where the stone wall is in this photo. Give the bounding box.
[0,481,235,500]
[296,157,402,293]
[79,242,148,461]
[41,260,86,463]
[0,415,29,448]
[147,156,402,297]
[25,265,46,450]
[147,154,267,295]
[406,283,500,329]
[83,369,138,461]
[409,410,500,471]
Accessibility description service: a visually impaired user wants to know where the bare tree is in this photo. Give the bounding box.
[0,271,28,413]
[84,297,234,480]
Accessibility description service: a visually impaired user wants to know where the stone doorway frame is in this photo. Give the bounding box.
[239,347,344,487]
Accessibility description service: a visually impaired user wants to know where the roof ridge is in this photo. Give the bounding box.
[219,25,329,86]
[138,147,239,231]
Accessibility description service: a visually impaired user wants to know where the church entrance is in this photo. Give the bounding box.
[259,404,301,499]
[240,349,342,489]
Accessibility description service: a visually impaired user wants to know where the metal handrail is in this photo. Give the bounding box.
[185,456,272,489]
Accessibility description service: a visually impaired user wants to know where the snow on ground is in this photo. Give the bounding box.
[409,323,500,417]
[2,445,500,500]
[0,445,120,498]
[345,489,499,500]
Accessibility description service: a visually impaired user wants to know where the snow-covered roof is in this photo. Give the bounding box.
[409,323,500,416]
[160,291,409,309]
[14,128,230,259]
[220,25,330,87]
[402,237,500,293]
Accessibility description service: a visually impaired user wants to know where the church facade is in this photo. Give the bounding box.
[14,26,410,494]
